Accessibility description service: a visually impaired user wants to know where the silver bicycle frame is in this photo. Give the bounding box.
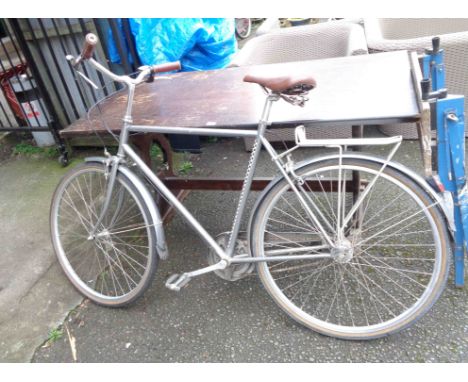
[120,93,335,265]
[85,58,402,273]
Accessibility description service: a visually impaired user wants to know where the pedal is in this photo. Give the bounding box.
[165,273,191,292]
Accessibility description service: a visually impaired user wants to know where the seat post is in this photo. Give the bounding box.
[257,91,279,136]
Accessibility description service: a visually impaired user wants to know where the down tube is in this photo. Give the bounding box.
[122,143,230,262]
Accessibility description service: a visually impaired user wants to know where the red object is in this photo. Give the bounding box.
[0,63,28,121]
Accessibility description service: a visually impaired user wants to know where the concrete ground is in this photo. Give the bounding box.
[0,150,83,362]
[0,132,463,363]
[0,21,264,363]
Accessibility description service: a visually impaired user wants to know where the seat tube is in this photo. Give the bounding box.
[225,94,277,256]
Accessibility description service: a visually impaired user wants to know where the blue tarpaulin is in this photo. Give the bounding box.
[108,18,238,71]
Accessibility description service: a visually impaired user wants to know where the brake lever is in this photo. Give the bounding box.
[66,55,99,90]
[76,70,99,90]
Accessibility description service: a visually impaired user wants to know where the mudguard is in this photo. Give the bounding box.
[85,157,169,260]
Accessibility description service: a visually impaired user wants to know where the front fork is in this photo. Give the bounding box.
[88,154,122,239]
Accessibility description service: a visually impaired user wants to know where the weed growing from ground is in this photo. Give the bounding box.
[178,161,193,174]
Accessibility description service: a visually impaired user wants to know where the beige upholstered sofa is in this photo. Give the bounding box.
[363,18,468,138]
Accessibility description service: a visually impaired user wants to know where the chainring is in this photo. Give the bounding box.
[207,232,255,281]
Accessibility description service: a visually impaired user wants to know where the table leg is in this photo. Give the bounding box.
[130,134,153,167]
[351,125,364,230]
[152,133,175,177]
[131,133,191,224]
[351,125,363,202]
[416,103,433,177]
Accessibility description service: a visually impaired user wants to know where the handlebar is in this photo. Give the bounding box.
[71,33,181,86]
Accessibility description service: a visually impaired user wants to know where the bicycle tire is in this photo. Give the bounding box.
[50,162,157,307]
[249,157,449,339]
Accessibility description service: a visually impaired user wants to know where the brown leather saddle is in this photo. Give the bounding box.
[243,71,316,106]
[244,72,316,94]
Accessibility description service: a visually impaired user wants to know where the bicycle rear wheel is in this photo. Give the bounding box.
[250,157,449,339]
[50,162,157,307]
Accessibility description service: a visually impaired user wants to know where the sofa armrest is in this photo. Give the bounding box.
[364,18,468,54]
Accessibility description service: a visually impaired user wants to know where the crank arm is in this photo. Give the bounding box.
[166,259,229,291]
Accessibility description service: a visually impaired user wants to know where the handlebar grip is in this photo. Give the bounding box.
[151,61,181,74]
[81,33,99,60]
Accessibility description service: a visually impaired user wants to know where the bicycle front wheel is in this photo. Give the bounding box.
[250,158,449,339]
[50,162,157,307]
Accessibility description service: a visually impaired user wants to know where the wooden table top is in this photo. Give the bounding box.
[61,50,422,138]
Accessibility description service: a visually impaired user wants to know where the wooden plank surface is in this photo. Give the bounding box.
[61,51,421,138]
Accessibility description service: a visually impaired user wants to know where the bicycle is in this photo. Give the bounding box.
[50,33,451,340]
[235,18,252,39]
